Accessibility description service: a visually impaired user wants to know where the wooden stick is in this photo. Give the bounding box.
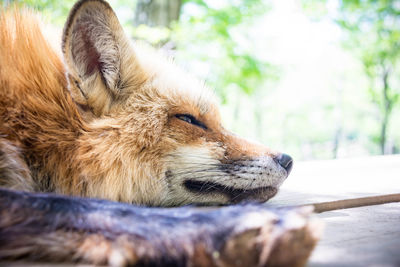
[305,193,400,213]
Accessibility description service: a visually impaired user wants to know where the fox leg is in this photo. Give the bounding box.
[0,139,35,191]
[0,188,321,267]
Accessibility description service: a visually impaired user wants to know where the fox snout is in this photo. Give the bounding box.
[163,131,293,205]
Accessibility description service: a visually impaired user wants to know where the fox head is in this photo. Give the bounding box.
[62,0,292,206]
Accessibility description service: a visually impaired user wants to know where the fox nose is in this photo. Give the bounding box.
[274,153,293,174]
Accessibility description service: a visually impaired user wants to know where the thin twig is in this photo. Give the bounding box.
[304,193,400,213]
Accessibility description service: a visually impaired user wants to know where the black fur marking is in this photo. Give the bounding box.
[183,179,277,203]
[175,114,208,130]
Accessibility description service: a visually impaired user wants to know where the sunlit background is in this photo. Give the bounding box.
[2,0,400,161]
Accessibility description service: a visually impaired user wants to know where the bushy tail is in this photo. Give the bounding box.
[0,188,321,267]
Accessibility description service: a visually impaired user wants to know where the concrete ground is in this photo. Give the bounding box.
[268,155,400,267]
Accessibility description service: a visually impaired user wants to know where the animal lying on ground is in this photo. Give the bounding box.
[0,0,305,265]
[0,0,292,206]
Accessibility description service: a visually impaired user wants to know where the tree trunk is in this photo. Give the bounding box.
[332,128,341,158]
[332,86,343,158]
[134,0,182,27]
[380,68,392,155]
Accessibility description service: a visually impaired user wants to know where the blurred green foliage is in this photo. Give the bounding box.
[171,0,278,101]
[5,0,75,24]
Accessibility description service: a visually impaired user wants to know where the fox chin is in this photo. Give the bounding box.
[0,0,293,206]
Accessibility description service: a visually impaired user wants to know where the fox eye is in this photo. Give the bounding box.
[175,114,208,130]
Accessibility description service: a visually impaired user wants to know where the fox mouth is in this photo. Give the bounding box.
[183,180,278,204]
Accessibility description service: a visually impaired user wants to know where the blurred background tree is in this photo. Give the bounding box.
[134,0,181,27]
[2,0,400,160]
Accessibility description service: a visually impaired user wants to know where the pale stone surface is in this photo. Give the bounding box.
[268,155,400,267]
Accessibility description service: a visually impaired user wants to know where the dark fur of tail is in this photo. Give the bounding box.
[0,188,321,267]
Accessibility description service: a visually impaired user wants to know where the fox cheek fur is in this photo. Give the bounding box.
[0,0,292,206]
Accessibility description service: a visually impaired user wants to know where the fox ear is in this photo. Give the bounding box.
[62,0,145,116]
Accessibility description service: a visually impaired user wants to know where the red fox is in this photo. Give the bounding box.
[0,0,292,206]
[0,1,314,265]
